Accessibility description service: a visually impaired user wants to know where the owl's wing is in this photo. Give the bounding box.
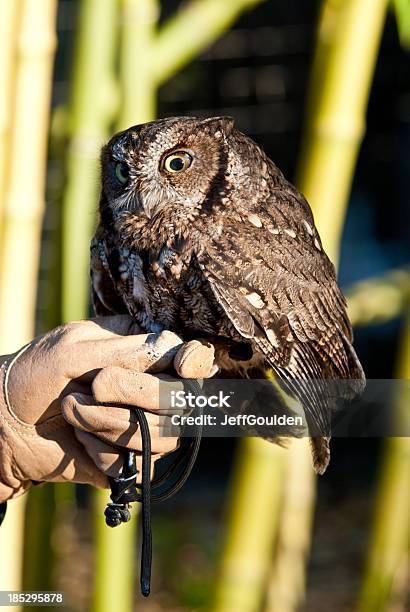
[90,235,128,316]
[196,192,365,438]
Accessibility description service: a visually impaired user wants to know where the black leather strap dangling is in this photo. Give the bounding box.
[104,379,203,598]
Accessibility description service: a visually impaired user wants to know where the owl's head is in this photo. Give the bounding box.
[100,116,237,220]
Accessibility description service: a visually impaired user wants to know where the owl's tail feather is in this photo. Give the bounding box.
[310,436,331,474]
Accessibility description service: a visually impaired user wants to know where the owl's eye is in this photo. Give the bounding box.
[115,161,129,184]
[163,151,193,173]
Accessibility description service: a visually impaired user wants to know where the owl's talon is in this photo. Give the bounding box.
[151,261,167,279]
[170,262,183,280]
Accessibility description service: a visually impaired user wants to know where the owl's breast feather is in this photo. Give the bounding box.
[116,240,232,341]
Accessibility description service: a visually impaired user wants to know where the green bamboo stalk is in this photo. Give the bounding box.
[116,0,159,130]
[0,1,57,608]
[346,268,410,328]
[0,0,57,350]
[0,496,27,612]
[92,2,159,610]
[357,316,410,612]
[152,0,266,86]
[22,485,56,595]
[393,0,410,50]
[296,0,389,264]
[212,438,287,612]
[0,0,21,254]
[264,440,316,612]
[61,0,119,323]
[92,490,136,612]
[38,106,73,334]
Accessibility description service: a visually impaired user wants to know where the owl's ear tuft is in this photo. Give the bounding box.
[200,116,234,137]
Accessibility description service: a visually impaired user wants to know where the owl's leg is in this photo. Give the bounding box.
[151,260,167,279]
[151,247,185,280]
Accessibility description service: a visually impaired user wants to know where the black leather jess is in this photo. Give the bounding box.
[104,378,203,597]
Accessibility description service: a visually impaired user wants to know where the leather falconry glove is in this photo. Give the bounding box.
[0,315,215,502]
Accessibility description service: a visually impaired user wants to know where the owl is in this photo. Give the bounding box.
[91,116,365,473]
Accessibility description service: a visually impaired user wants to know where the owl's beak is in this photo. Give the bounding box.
[142,201,153,219]
[133,190,152,219]
[138,190,165,220]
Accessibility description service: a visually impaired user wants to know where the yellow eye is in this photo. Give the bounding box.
[163,151,193,173]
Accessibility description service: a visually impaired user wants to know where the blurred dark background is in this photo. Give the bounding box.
[43,1,410,610]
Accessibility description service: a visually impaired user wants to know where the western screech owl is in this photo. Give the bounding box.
[91,116,365,473]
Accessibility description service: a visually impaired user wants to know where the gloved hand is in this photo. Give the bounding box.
[0,315,215,501]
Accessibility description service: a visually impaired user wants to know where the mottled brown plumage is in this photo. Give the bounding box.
[91,116,365,473]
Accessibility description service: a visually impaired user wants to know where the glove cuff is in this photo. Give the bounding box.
[0,358,32,501]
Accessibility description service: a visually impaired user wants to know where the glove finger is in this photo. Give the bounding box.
[173,340,216,379]
[91,368,188,413]
[62,393,180,454]
[75,429,162,481]
[67,329,184,380]
[75,315,141,339]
